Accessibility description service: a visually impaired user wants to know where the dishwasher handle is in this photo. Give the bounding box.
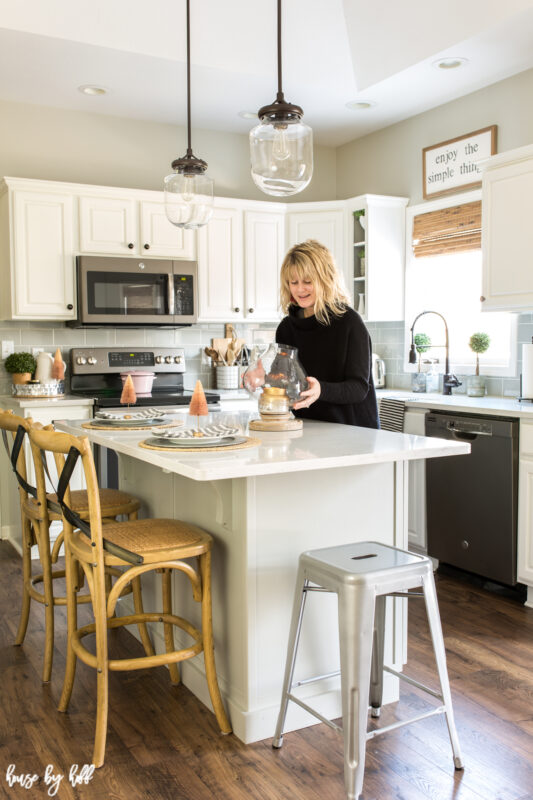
[446,421,492,438]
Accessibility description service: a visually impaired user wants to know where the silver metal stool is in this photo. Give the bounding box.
[273,541,464,800]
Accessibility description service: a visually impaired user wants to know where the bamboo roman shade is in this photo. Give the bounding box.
[412,200,481,257]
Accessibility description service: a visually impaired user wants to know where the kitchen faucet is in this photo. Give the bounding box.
[408,310,462,396]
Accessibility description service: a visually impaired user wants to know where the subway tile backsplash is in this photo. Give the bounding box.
[1,312,531,398]
[0,320,277,395]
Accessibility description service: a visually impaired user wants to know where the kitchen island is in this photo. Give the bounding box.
[56,415,469,743]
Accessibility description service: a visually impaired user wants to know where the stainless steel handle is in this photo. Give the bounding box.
[167,274,175,316]
[446,422,492,437]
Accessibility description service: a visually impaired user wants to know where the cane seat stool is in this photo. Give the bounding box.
[0,410,144,683]
[28,425,232,768]
[273,541,464,800]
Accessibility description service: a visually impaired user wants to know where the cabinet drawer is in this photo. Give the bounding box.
[520,421,533,455]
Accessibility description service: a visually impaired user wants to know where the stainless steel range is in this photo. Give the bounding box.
[69,346,220,486]
[70,347,219,409]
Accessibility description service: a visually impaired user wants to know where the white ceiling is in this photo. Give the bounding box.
[1,0,533,147]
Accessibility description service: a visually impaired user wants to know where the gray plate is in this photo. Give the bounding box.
[96,417,169,428]
[144,435,248,449]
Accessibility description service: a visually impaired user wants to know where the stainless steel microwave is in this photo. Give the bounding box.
[71,256,198,327]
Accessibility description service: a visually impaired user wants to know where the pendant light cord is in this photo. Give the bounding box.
[277,0,284,101]
[186,0,192,157]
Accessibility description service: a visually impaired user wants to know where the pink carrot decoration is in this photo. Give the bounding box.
[51,347,65,380]
[120,374,137,406]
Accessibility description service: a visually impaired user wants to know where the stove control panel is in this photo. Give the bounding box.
[71,347,186,375]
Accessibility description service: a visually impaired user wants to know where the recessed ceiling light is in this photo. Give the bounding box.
[432,57,468,70]
[238,111,258,120]
[345,100,376,111]
[78,85,108,96]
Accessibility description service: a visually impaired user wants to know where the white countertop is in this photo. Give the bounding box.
[377,389,533,419]
[55,414,469,482]
[0,393,95,410]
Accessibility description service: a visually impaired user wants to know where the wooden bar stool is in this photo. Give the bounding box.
[273,541,463,800]
[0,410,146,683]
[28,425,232,768]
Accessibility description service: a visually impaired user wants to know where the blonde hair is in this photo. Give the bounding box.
[280,239,350,324]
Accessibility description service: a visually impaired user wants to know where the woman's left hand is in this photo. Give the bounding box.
[293,377,321,410]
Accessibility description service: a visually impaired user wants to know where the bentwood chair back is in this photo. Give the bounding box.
[28,425,231,768]
[0,409,144,683]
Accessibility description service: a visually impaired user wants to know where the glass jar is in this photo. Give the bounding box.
[243,343,308,408]
[258,386,290,416]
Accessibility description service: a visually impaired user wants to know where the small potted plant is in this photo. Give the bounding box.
[412,333,431,392]
[468,332,490,396]
[353,208,366,231]
[4,351,36,386]
[359,246,366,277]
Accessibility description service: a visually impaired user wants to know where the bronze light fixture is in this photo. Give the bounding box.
[249,0,313,196]
[164,0,213,229]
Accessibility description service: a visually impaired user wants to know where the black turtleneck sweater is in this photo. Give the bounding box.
[275,305,379,428]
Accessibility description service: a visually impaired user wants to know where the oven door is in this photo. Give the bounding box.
[77,256,176,325]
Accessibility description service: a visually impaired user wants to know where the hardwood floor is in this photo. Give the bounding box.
[0,540,532,800]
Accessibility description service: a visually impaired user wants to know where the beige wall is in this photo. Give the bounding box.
[336,68,533,204]
[0,99,337,202]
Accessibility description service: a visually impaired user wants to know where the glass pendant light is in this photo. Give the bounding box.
[164,0,213,229]
[250,0,313,197]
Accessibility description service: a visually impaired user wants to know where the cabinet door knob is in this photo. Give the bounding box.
[234,307,240,313]
[480,295,485,302]
[128,242,134,249]
[144,243,150,250]
[67,304,74,310]
[248,307,254,313]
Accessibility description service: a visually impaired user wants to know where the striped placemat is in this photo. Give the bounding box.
[138,436,261,453]
[82,420,184,432]
[379,398,406,432]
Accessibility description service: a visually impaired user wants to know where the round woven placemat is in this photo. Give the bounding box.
[138,436,262,453]
[82,419,184,432]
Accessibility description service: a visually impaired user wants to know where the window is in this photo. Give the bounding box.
[405,191,516,377]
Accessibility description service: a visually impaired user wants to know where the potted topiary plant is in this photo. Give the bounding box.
[468,332,490,396]
[4,352,36,386]
[412,333,431,392]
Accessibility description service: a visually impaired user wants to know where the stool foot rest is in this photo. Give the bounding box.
[384,664,444,700]
[366,705,446,740]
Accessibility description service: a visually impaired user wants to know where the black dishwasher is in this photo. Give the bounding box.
[425,411,519,586]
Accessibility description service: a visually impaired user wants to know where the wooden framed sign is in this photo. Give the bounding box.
[423,125,497,199]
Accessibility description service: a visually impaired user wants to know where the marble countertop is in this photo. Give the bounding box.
[376,389,533,419]
[0,394,95,409]
[55,414,469,482]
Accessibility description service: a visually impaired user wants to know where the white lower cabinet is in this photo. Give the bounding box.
[482,144,533,311]
[404,408,428,551]
[0,180,76,321]
[518,421,533,596]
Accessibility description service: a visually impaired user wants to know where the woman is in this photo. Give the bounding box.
[276,239,379,428]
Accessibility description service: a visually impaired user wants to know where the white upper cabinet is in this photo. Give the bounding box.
[0,179,76,320]
[287,205,345,272]
[346,194,409,322]
[482,144,533,311]
[197,203,244,321]
[197,201,284,323]
[244,210,284,322]
[79,192,195,259]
